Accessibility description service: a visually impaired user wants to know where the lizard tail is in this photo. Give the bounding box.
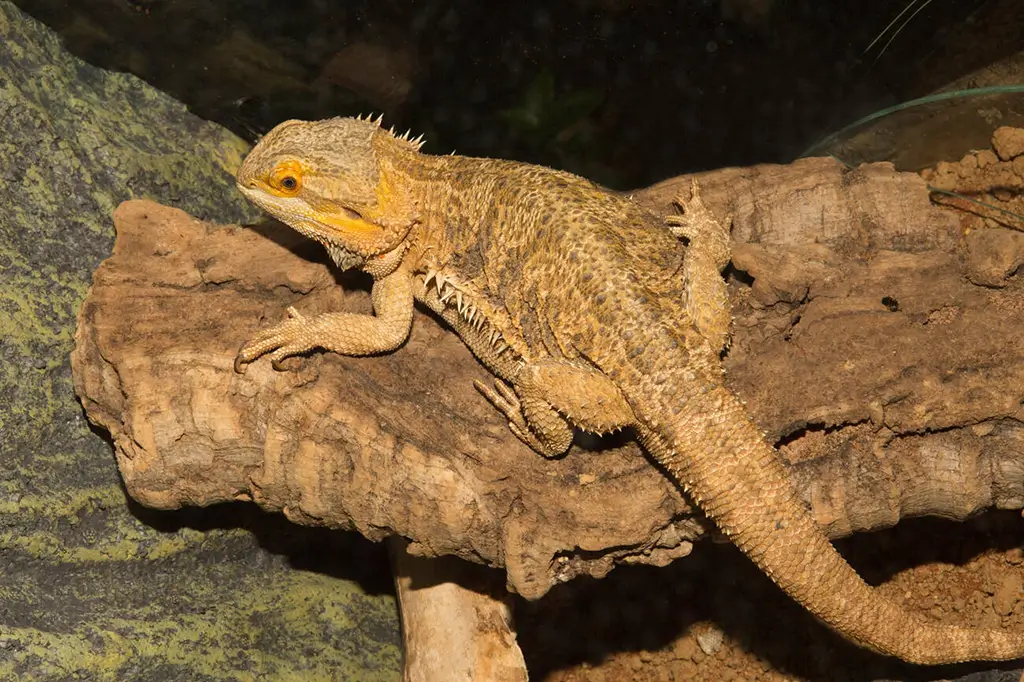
[638,384,1024,664]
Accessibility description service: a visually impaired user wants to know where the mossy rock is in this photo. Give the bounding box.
[0,2,401,679]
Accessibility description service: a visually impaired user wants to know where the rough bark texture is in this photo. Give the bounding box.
[72,131,1024,602]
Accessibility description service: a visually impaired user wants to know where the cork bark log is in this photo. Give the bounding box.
[387,537,527,682]
[72,129,1024,605]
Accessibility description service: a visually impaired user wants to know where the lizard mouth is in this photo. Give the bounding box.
[234,183,378,270]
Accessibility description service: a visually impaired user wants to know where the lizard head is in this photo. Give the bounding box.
[236,116,422,271]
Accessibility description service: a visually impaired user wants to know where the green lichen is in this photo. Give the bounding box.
[0,486,123,517]
[0,537,401,681]
[0,2,401,679]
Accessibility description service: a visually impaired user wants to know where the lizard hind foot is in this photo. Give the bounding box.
[473,378,530,440]
[473,379,571,458]
[666,178,731,242]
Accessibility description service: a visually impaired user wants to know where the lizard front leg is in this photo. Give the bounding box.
[234,267,415,371]
[475,360,636,458]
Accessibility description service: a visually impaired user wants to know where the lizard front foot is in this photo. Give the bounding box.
[234,306,315,373]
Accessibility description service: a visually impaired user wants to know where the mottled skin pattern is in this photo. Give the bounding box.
[233,116,1024,665]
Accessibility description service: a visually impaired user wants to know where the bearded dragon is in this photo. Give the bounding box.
[232,115,1024,664]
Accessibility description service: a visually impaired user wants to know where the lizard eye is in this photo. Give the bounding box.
[268,161,303,195]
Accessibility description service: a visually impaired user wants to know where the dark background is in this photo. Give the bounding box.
[14,0,1024,188]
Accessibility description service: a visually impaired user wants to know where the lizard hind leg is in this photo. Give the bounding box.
[666,178,734,355]
[475,359,637,458]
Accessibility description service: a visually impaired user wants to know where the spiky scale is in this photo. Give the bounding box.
[423,269,437,292]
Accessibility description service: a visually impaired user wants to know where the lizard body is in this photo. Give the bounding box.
[233,116,1024,664]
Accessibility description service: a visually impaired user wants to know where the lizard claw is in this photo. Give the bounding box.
[234,340,252,374]
[666,178,732,241]
[475,377,517,410]
[234,306,313,372]
[473,378,567,457]
[474,379,526,427]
